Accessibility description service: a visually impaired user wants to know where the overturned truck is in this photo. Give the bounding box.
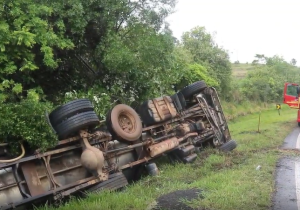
[0,81,236,210]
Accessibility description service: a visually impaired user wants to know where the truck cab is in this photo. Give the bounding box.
[283,82,300,125]
[283,82,300,108]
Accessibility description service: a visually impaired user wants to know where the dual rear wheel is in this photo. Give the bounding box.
[171,81,207,111]
[49,99,143,142]
[49,99,99,139]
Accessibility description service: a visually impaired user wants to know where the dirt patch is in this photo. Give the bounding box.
[153,189,203,210]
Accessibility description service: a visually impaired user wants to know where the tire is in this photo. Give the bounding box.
[177,92,186,109]
[49,99,94,126]
[170,93,182,112]
[106,104,142,142]
[87,172,128,193]
[219,140,237,152]
[55,111,99,139]
[138,101,155,125]
[179,81,207,99]
[298,122,300,127]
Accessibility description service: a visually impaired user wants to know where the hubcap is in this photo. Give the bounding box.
[118,113,135,134]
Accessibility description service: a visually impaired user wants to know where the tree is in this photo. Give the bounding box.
[0,0,177,150]
[240,55,300,102]
[291,58,297,66]
[180,26,232,95]
[254,54,267,64]
[0,0,74,102]
[40,0,177,103]
[1,0,177,103]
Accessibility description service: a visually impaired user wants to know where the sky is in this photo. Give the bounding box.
[167,0,300,64]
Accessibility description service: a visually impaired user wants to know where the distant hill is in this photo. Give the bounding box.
[231,63,257,79]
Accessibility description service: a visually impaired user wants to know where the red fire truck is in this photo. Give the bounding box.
[283,82,300,126]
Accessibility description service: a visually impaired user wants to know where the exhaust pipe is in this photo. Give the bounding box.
[147,132,199,157]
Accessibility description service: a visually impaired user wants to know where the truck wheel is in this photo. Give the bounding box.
[219,140,237,152]
[87,172,128,193]
[138,101,155,125]
[49,99,94,126]
[170,93,183,111]
[179,81,207,99]
[106,104,142,142]
[55,111,99,139]
[177,92,186,109]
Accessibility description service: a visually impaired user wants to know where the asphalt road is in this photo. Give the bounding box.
[272,127,300,210]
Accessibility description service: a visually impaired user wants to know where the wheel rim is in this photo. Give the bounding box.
[118,112,136,134]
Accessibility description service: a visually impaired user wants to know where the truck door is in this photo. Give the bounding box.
[283,82,300,109]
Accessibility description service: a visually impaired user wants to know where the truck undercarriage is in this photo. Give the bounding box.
[0,81,236,210]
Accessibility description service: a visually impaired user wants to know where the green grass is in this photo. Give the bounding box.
[38,104,298,210]
[222,101,273,121]
[231,63,260,78]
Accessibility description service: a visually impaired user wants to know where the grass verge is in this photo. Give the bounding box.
[222,101,273,121]
[38,105,298,210]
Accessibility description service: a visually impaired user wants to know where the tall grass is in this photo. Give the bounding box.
[222,100,273,121]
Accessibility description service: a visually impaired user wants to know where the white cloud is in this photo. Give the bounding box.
[167,0,300,64]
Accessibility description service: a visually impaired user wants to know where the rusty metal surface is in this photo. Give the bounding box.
[148,137,179,157]
[0,144,82,169]
[20,161,45,196]
[141,108,205,132]
[120,157,150,170]
[178,132,198,142]
[1,172,126,209]
[147,96,177,123]
[177,123,193,135]
[163,96,177,116]
[152,98,165,121]
[57,135,81,146]
[55,130,111,147]
[0,137,106,169]
[42,156,61,189]
[0,176,97,210]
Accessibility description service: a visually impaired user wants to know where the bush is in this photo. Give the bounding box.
[0,96,57,153]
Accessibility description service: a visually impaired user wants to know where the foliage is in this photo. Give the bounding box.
[290,58,297,66]
[38,0,177,102]
[0,89,56,152]
[0,0,177,150]
[175,63,218,90]
[231,55,300,103]
[180,26,232,96]
[64,87,112,119]
[100,26,177,102]
[0,0,74,102]
[0,0,176,102]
